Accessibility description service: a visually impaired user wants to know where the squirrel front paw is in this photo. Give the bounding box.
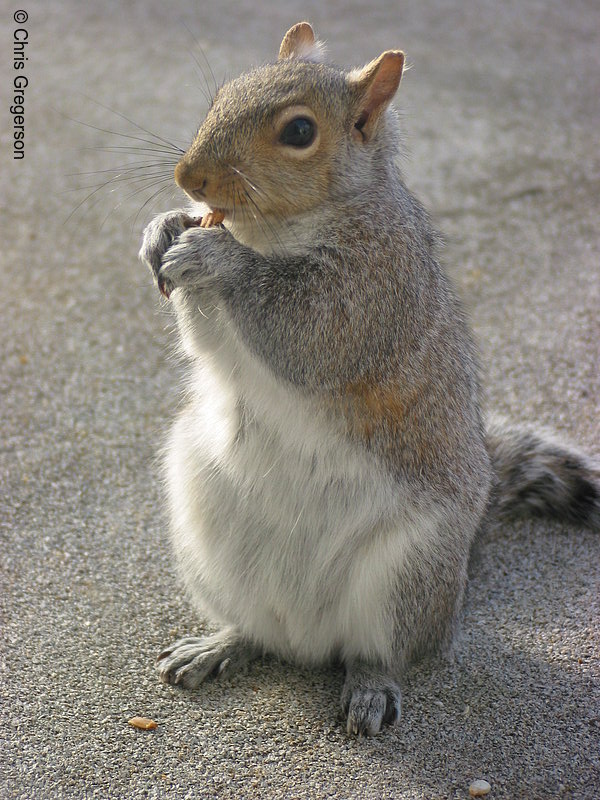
[156,221,235,298]
[157,630,259,689]
[139,210,201,292]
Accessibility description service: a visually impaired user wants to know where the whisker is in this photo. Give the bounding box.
[66,168,174,225]
[231,184,239,227]
[60,113,185,159]
[181,22,220,99]
[246,173,300,252]
[195,34,219,99]
[67,169,176,192]
[230,176,269,243]
[230,167,298,254]
[70,166,173,196]
[230,166,269,201]
[230,166,300,248]
[130,182,178,230]
[80,143,183,158]
[73,93,188,150]
[191,72,213,109]
[242,187,287,253]
[187,61,213,109]
[235,185,285,254]
[99,177,175,229]
[67,161,177,178]
[62,89,186,229]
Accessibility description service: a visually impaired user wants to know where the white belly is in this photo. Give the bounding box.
[164,352,442,668]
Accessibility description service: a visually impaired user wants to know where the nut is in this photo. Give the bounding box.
[128,716,158,730]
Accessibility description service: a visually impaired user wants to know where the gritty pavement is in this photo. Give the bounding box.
[1,1,599,798]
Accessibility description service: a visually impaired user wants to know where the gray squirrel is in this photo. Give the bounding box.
[139,22,599,737]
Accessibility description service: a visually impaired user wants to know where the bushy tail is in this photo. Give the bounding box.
[486,417,600,529]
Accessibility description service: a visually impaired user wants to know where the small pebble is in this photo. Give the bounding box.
[469,779,491,797]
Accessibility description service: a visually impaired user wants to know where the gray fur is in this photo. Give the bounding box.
[138,27,599,737]
[487,417,600,528]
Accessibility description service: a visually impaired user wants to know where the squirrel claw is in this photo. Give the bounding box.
[158,274,173,300]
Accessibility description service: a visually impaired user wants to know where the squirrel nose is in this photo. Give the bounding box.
[174,160,207,197]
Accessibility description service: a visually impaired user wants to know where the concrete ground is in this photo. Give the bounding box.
[1,0,598,797]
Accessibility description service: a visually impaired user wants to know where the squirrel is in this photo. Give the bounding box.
[139,22,599,737]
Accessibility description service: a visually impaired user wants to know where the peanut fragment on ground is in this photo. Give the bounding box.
[128,716,158,730]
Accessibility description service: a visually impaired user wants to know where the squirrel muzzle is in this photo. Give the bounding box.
[174,159,207,200]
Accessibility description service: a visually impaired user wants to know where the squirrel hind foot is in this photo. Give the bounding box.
[342,663,402,737]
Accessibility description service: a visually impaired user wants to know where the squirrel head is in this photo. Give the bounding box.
[174,22,404,247]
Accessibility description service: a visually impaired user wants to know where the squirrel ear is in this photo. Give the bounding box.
[278,22,326,61]
[348,51,405,142]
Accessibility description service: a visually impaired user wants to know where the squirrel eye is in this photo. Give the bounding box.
[279,117,316,147]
